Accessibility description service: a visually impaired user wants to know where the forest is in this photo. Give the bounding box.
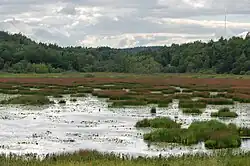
[0,31,250,74]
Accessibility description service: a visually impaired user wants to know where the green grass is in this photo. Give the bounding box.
[200,98,234,105]
[0,95,53,105]
[70,93,87,97]
[238,127,250,137]
[211,108,238,118]
[1,150,250,166]
[110,100,147,107]
[144,120,241,149]
[135,117,180,128]
[182,108,203,114]
[179,100,207,109]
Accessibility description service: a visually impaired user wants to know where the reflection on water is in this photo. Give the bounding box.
[0,94,249,157]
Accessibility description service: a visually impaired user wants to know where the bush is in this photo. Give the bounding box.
[135,117,180,128]
[0,95,52,105]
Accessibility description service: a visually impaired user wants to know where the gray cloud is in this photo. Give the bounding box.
[0,0,250,48]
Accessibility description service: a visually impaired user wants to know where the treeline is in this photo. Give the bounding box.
[0,31,250,74]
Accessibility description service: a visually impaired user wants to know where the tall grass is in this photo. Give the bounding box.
[1,150,250,166]
[211,108,238,118]
[144,120,241,149]
[135,117,180,128]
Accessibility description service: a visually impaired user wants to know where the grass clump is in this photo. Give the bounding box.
[182,108,202,114]
[143,120,241,149]
[150,107,156,114]
[53,94,63,98]
[0,95,52,105]
[179,100,206,109]
[70,98,77,102]
[211,108,238,118]
[58,100,66,104]
[135,117,180,128]
[70,93,86,97]
[200,98,234,105]
[110,100,147,107]
[238,127,250,137]
[162,88,180,94]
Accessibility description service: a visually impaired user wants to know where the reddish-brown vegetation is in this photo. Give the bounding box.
[0,76,249,104]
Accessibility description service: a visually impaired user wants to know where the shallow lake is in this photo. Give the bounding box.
[0,94,249,157]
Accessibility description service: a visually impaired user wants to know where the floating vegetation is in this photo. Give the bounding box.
[182,108,202,114]
[0,95,53,105]
[179,100,206,109]
[200,98,234,105]
[144,120,241,149]
[135,117,180,128]
[58,100,66,104]
[70,93,87,97]
[211,108,238,118]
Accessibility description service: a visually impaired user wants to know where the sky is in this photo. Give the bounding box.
[1,0,250,48]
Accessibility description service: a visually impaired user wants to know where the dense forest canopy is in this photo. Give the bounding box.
[0,31,250,74]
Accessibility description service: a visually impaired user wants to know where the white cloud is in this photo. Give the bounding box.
[0,0,250,48]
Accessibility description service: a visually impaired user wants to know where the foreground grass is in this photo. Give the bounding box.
[1,150,250,166]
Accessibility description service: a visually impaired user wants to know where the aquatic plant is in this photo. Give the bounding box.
[143,120,241,149]
[179,100,206,109]
[211,108,238,118]
[70,93,87,97]
[150,107,156,114]
[182,108,202,114]
[58,100,66,104]
[135,117,180,129]
[0,95,53,105]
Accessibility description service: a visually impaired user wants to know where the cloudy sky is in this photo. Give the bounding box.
[1,0,250,48]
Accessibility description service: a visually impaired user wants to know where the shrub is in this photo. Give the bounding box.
[135,117,180,128]
[0,95,52,105]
